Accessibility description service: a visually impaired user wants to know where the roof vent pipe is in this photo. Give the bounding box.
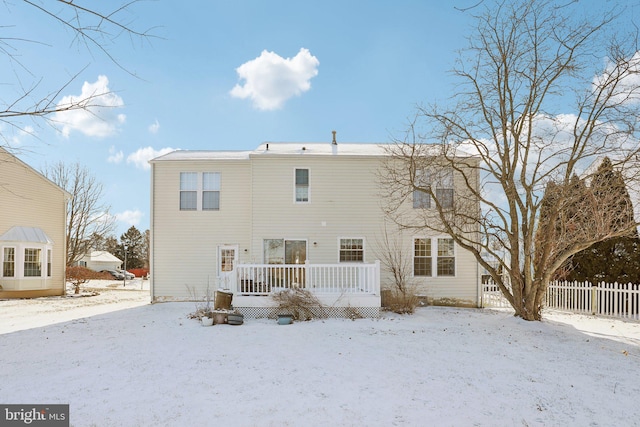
[332,130,337,145]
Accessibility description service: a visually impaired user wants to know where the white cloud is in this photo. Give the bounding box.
[115,210,143,227]
[126,146,176,170]
[107,146,124,164]
[593,51,640,106]
[0,125,36,147]
[230,48,319,110]
[54,75,126,138]
[13,126,35,145]
[148,119,160,134]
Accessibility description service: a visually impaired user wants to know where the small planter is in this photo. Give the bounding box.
[227,313,244,325]
[277,314,293,325]
[201,317,214,327]
[214,290,233,310]
[213,311,228,325]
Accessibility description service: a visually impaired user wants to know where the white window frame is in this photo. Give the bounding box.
[435,169,454,209]
[263,239,308,265]
[294,168,310,203]
[436,237,456,277]
[413,238,432,277]
[180,171,222,211]
[338,237,365,262]
[24,247,42,278]
[2,246,15,278]
[413,237,456,278]
[47,249,52,277]
[413,169,431,209]
[413,168,454,209]
[202,172,221,211]
[180,172,198,210]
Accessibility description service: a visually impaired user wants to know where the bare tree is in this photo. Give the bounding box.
[43,162,115,266]
[380,0,640,320]
[375,224,419,314]
[0,1,156,143]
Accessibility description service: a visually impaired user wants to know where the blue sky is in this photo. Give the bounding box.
[2,0,638,238]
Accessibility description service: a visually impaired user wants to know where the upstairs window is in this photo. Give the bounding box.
[413,168,454,209]
[339,238,364,262]
[295,168,309,202]
[435,169,454,209]
[3,247,15,277]
[413,169,431,208]
[202,172,221,210]
[180,172,197,210]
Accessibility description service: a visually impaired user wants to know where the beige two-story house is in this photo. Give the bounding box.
[0,147,69,298]
[149,141,482,317]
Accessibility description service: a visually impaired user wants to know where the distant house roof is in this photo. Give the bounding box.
[0,226,53,244]
[88,251,122,263]
[150,150,252,162]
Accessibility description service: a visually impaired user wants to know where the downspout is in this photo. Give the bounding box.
[149,162,155,303]
[476,160,482,308]
[62,188,72,296]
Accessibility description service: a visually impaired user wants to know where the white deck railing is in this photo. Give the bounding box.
[234,261,380,296]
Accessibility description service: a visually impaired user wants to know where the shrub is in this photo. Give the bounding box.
[66,266,98,294]
[271,288,326,320]
[381,288,420,314]
[186,284,214,320]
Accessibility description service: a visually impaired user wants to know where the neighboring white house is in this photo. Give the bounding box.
[76,251,122,272]
[149,141,482,317]
[0,147,70,298]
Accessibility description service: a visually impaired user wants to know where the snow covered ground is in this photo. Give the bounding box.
[1,280,639,426]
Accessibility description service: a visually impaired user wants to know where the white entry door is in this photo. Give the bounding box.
[218,245,238,290]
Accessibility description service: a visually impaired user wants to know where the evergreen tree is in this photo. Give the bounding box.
[115,226,145,270]
[563,158,640,283]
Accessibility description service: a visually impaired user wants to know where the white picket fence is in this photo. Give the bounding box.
[545,280,640,319]
[482,280,640,320]
[481,281,513,309]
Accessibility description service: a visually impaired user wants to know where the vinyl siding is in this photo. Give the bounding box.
[0,150,68,295]
[150,146,481,306]
[389,157,481,305]
[150,159,252,299]
[249,155,386,264]
[249,154,479,304]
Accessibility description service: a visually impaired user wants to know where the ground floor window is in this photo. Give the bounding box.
[414,238,432,276]
[220,248,235,272]
[47,249,52,277]
[339,238,364,262]
[3,247,15,277]
[437,238,455,276]
[264,239,306,264]
[24,248,42,277]
[414,237,455,277]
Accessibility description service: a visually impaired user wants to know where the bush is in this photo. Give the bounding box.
[381,288,420,314]
[66,266,101,294]
[271,288,326,320]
